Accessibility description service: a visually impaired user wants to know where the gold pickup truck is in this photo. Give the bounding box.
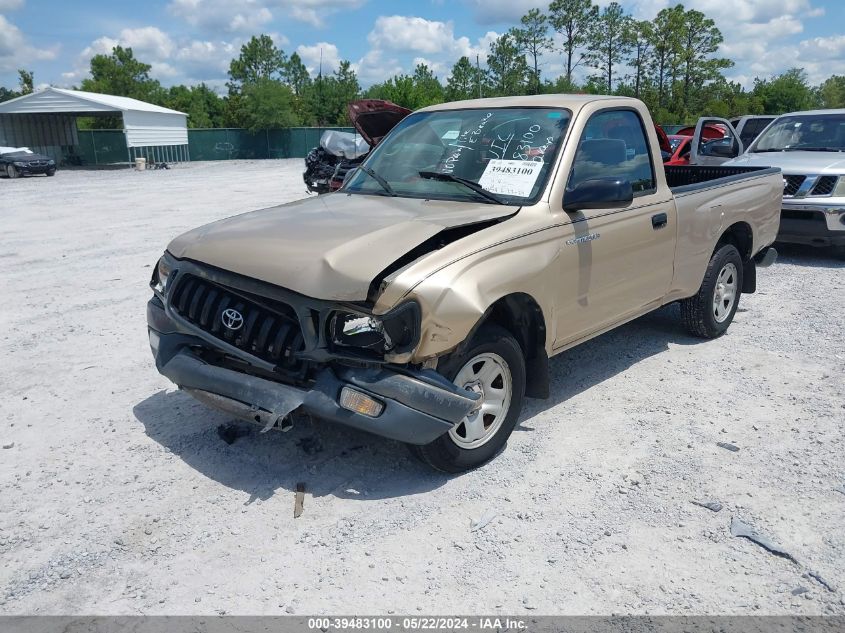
[147,95,782,472]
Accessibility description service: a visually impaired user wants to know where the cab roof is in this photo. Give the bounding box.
[779,109,845,117]
[417,94,635,113]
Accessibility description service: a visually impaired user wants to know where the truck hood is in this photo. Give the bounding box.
[728,151,845,173]
[167,194,516,302]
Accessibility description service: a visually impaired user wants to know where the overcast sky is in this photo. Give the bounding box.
[1,0,844,92]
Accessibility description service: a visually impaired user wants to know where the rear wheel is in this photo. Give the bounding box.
[409,325,525,473]
[680,243,743,339]
[6,164,19,179]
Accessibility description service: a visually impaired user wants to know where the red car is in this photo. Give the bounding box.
[674,123,726,140]
[665,134,692,165]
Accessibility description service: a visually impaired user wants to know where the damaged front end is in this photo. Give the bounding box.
[147,254,479,443]
[303,99,411,194]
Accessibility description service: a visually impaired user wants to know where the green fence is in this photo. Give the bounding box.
[75,127,356,165]
[76,129,130,165]
[188,127,356,161]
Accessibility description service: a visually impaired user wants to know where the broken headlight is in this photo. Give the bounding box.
[329,302,421,358]
[150,255,173,296]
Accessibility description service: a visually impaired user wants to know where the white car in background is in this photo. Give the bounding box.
[724,109,845,257]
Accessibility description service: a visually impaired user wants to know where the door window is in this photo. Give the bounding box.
[568,109,656,196]
[696,120,740,158]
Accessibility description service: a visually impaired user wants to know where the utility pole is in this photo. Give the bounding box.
[318,47,323,125]
[476,54,482,98]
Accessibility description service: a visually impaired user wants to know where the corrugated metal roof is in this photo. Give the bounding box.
[0,87,186,115]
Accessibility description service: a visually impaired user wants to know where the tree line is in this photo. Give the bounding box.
[365,1,845,123]
[2,1,845,128]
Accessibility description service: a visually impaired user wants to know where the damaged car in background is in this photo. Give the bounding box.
[149,94,781,472]
[303,99,410,193]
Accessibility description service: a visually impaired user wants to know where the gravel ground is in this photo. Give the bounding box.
[1,160,843,615]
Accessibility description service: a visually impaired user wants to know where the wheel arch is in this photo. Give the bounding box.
[461,292,549,399]
[717,221,754,260]
[717,221,756,293]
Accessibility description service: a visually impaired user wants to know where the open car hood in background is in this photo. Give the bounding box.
[348,100,412,147]
[676,124,726,139]
[654,124,672,155]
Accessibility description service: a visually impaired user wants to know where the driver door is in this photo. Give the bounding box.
[690,117,743,165]
[553,108,677,348]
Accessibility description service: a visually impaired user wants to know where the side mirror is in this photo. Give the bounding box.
[563,178,634,211]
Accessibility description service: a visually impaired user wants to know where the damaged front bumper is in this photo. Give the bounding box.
[148,297,478,445]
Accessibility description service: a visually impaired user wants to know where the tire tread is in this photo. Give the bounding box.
[407,324,526,473]
[680,243,742,339]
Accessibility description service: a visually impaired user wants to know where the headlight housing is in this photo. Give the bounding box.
[150,255,173,296]
[833,176,845,197]
[329,302,421,360]
[13,161,26,167]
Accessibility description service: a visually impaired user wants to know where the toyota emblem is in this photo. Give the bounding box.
[221,308,244,331]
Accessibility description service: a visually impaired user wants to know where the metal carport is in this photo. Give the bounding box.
[0,87,188,166]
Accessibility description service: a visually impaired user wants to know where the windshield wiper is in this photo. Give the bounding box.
[358,166,397,196]
[752,148,786,153]
[783,147,844,152]
[418,171,507,205]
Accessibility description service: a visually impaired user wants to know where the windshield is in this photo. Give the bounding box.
[751,113,845,152]
[343,107,572,205]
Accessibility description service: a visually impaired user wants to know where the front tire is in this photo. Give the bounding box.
[409,325,526,473]
[46,168,56,177]
[7,164,19,179]
[681,243,743,339]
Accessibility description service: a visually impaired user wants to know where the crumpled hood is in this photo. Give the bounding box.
[167,194,515,301]
[727,151,845,173]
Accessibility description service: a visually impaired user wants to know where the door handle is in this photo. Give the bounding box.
[652,212,668,229]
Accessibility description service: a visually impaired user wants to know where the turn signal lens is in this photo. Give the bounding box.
[833,176,845,197]
[339,387,384,418]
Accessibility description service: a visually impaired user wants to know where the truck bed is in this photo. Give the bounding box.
[665,165,778,194]
[663,164,783,304]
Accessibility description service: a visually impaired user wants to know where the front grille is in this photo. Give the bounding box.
[811,176,837,196]
[783,175,806,197]
[170,274,307,376]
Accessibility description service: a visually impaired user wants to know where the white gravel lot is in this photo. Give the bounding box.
[1,159,844,616]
